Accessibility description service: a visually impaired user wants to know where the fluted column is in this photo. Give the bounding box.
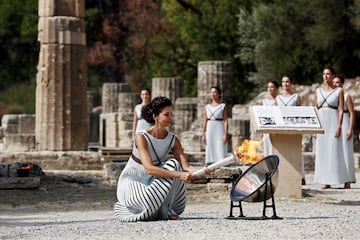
[174,98,198,135]
[197,61,232,121]
[102,83,131,113]
[36,0,88,150]
[152,77,184,104]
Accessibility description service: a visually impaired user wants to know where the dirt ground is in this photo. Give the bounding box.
[1,173,360,240]
[0,174,227,213]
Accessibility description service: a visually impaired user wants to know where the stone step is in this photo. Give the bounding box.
[0,177,41,189]
[43,169,106,179]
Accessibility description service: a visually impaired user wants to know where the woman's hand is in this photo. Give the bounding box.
[203,165,215,175]
[178,171,195,182]
[335,127,341,137]
[346,130,353,140]
[223,134,228,144]
[201,134,206,145]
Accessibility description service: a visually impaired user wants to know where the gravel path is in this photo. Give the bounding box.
[0,172,359,240]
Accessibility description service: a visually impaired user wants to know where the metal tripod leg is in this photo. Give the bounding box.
[262,172,282,219]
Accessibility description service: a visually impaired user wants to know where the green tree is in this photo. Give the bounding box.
[0,0,38,113]
[237,0,360,92]
[305,0,360,78]
[0,0,38,91]
[145,0,256,102]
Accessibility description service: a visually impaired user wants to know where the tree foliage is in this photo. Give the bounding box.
[237,0,360,92]
[144,0,256,101]
[0,0,38,91]
[0,0,38,114]
[87,0,165,92]
[1,0,360,117]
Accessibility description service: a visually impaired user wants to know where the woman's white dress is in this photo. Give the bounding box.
[275,93,299,106]
[114,131,186,222]
[134,104,151,133]
[341,93,356,183]
[205,103,227,164]
[275,93,305,178]
[262,98,276,156]
[314,87,348,184]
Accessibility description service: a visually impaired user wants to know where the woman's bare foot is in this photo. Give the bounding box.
[321,184,330,189]
[344,182,351,189]
[169,214,180,220]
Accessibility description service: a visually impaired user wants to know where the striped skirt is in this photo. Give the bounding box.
[114,158,186,222]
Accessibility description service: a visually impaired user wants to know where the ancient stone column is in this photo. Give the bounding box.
[174,97,198,135]
[102,83,131,113]
[197,61,232,121]
[151,77,184,104]
[36,0,88,150]
[117,92,139,149]
[118,92,139,113]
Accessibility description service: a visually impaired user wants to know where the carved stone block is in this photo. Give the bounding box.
[38,0,85,18]
[38,16,86,45]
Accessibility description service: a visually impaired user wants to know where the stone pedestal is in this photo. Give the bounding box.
[271,134,303,198]
[36,0,88,150]
[249,106,324,199]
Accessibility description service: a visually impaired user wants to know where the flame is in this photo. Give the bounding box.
[19,163,32,170]
[235,139,264,165]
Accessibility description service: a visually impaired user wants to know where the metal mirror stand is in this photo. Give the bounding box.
[226,171,282,220]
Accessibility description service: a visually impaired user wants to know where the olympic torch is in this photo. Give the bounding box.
[193,153,236,177]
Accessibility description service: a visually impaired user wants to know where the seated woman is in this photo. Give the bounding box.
[114,96,200,222]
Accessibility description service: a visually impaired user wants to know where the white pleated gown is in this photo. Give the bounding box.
[341,94,356,183]
[134,104,151,133]
[314,88,348,184]
[114,131,186,222]
[204,103,227,164]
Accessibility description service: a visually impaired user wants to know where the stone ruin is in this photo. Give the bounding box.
[1,59,360,185]
[36,0,88,151]
[0,0,359,187]
[0,161,44,189]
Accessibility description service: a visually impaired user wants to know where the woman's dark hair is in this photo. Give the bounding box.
[323,66,336,75]
[282,74,294,83]
[336,76,345,84]
[268,81,280,88]
[142,96,172,124]
[140,88,151,95]
[137,88,151,104]
[211,86,222,99]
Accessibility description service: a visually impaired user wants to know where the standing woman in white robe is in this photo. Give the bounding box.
[314,67,347,189]
[262,81,279,156]
[332,76,356,188]
[202,86,229,165]
[132,88,152,140]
